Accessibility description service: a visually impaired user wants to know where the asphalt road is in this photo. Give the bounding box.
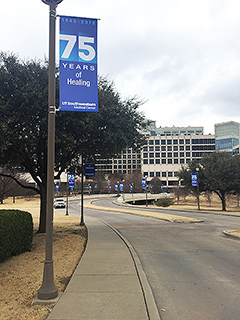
[66,197,240,320]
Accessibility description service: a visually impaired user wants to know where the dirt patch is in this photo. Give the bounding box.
[0,197,87,320]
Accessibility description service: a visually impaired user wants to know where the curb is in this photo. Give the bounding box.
[102,221,161,320]
[223,230,240,239]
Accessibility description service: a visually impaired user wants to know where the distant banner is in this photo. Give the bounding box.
[59,16,98,112]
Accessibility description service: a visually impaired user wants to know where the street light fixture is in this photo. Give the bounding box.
[38,0,63,300]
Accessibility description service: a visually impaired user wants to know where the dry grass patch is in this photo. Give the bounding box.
[0,197,87,320]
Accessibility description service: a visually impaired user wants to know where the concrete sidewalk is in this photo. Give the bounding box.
[47,216,160,320]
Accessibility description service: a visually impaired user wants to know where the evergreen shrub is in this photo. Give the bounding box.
[0,210,33,262]
[155,196,175,207]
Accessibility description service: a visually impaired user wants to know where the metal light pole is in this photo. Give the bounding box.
[196,167,200,210]
[80,169,85,226]
[38,0,63,300]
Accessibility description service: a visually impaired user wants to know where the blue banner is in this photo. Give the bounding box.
[59,16,98,112]
[120,182,123,192]
[191,172,197,187]
[142,178,146,190]
[68,172,75,190]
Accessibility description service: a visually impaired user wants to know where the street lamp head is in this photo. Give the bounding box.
[41,0,63,5]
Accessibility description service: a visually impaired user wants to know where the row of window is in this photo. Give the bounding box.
[113,165,141,170]
[148,139,215,145]
[114,159,141,164]
[143,158,193,164]
[143,151,212,158]
[143,145,215,152]
[143,171,178,177]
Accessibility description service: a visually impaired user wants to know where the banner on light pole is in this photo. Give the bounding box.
[59,16,98,112]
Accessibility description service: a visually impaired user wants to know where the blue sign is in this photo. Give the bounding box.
[84,163,95,177]
[115,184,118,191]
[68,173,75,190]
[89,185,92,191]
[120,182,123,192]
[56,184,59,192]
[191,172,198,187]
[130,184,133,191]
[142,178,146,190]
[109,185,111,191]
[59,16,98,112]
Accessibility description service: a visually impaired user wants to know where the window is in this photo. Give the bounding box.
[150,172,154,177]
[149,153,154,158]
[149,146,154,151]
[174,159,178,164]
[162,172,166,177]
[173,146,178,151]
[167,139,172,145]
[180,146,184,151]
[161,140,166,145]
[174,152,178,157]
[161,146,166,151]
[156,159,160,164]
[167,146,172,151]
[168,172,173,177]
[156,172,160,177]
[162,159,166,164]
[167,152,172,157]
[161,152,166,157]
[155,140,160,145]
[144,172,148,177]
[186,139,190,144]
[180,159,184,164]
[186,146,190,150]
[179,139,184,144]
[173,139,178,144]
[168,159,172,164]
[149,159,154,164]
[155,152,160,157]
[149,140,154,145]
[155,146,160,151]
[186,152,190,157]
[143,153,148,158]
[143,146,148,151]
[180,152,184,157]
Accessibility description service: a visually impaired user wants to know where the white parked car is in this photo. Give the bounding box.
[54,198,66,208]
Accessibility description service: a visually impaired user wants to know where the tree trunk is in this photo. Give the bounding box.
[37,187,47,233]
[221,193,226,211]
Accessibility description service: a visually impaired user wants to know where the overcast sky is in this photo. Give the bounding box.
[1,0,240,134]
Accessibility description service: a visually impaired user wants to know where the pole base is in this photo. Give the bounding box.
[38,260,58,300]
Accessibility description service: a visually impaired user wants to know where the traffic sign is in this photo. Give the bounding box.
[84,163,95,177]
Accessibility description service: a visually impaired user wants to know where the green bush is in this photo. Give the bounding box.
[155,196,175,207]
[0,210,33,262]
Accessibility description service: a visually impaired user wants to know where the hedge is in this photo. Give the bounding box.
[155,196,175,207]
[0,210,33,262]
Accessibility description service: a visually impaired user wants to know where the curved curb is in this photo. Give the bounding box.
[85,200,203,224]
[223,230,240,239]
[102,220,161,320]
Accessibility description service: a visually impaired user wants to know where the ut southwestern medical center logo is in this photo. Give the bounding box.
[59,16,98,112]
